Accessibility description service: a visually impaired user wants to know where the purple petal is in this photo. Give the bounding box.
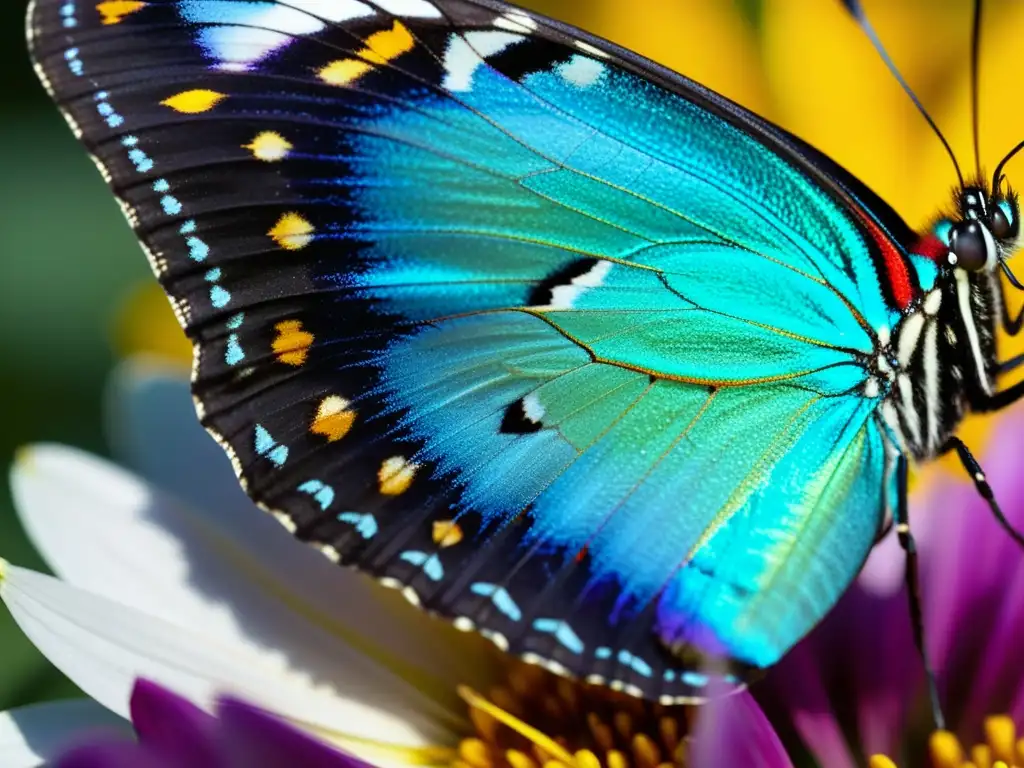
[216,697,369,768]
[129,680,223,768]
[921,410,1024,735]
[689,689,793,768]
[759,581,919,763]
[55,741,165,768]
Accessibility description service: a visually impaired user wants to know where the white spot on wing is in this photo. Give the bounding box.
[443,31,526,92]
[547,260,613,309]
[521,393,545,423]
[494,10,536,32]
[575,40,610,59]
[180,0,375,69]
[557,55,605,88]
[373,0,441,17]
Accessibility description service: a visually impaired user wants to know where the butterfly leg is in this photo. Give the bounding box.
[1001,303,1024,336]
[895,456,946,730]
[997,352,1024,376]
[945,437,1024,550]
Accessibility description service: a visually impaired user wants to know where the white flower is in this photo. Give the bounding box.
[0,359,500,768]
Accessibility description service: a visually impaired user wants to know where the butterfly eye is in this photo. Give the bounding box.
[950,221,992,271]
[992,198,1019,241]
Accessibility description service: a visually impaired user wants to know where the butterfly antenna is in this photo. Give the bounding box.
[993,139,1024,194]
[970,0,983,182]
[841,0,966,190]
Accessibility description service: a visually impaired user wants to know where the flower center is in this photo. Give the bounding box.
[870,715,1024,768]
[454,662,694,768]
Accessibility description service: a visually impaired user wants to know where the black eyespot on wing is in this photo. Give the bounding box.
[528,258,601,306]
[499,397,544,434]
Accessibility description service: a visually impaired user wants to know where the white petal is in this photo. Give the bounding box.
[9,445,481,746]
[0,563,453,754]
[104,361,499,689]
[0,699,127,768]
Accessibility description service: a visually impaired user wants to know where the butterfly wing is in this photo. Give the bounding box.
[30,0,910,701]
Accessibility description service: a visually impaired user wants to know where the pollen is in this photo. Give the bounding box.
[454,662,694,768]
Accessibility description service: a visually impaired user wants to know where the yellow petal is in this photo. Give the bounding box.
[762,0,969,227]
[112,282,191,366]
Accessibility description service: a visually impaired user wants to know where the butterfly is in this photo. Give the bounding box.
[27,0,1024,704]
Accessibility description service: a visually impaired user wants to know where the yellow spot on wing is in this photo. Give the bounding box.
[379,456,418,496]
[268,212,314,250]
[432,520,463,548]
[244,131,292,162]
[364,21,415,62]
[311,395,356,442]
[96,0,146,24]
[161,89,226,114]
[272,320,314,366]
[319,21,414,86]
[320,59,373,86]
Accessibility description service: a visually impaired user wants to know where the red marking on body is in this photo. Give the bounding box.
[852,208,917,311]
[574,545,589,564]
[911,234,949,264]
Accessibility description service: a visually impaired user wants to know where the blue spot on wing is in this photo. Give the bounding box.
[338,512,378,539]
[400,551,444,581]
[470,583,522,622]
[297,479,335,510]
[253,424,288,466]
[532,618,584,654]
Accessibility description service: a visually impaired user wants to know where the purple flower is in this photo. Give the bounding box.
[749,407,1024,765]
[55,680,366,768]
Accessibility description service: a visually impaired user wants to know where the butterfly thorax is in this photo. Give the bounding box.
[882,185,1019,460]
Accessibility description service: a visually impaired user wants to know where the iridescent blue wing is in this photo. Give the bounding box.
[29,0,915,701]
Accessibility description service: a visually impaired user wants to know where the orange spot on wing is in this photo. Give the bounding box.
[96,0,146,24]
[272,320,314,366]
[432,520,464,548]
[379,456,418,496]
[311,396,356,441]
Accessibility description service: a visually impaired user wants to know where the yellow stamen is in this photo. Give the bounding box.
[931,731,966,768]
[986,716,1017,764]
[458,686,576,766]
[454,663,693,768]
[868,717,1024,768]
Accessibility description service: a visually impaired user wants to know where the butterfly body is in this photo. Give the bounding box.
[28,0,1021,702]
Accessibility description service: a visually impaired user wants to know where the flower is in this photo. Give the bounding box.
[0,359,789,768]
[750,403,1024,766]
[55,679,368,768]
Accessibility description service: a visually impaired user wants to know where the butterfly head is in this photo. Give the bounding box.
[934,184,1020,272]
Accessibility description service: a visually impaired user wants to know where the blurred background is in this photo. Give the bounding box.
[3,0,1024,711]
